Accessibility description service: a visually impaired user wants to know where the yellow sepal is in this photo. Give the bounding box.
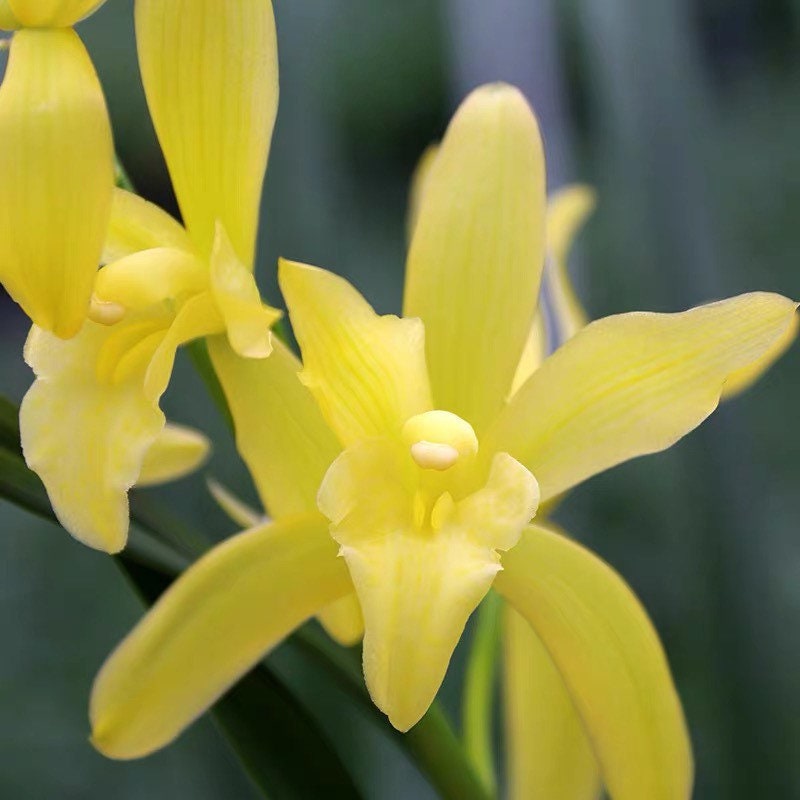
[404,84,546,433]
[91,514,350,759]
[135,0,278,265]
[0,28,113,338]
[497,524,693,800]
[503,598,600,800]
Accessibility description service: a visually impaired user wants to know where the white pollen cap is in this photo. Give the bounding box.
[410,441,460,471]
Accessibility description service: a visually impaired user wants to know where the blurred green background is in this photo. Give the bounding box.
[2,0,800,797]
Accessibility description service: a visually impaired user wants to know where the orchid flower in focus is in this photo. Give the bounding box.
[87,84,797,800]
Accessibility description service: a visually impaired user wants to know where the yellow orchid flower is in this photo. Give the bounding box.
[18,0,281,553]
[87,84,796,800]
[0,1,113,337]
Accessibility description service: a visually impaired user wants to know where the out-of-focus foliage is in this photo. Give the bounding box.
[1,0,799,797]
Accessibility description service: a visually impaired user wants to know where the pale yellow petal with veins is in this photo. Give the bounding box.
[8,0,106,27]
[138,423,211,487]
[103,189,193,265]
[135,0,278,265]
[91,515,351,759]
[503,600,600,800]
[0,29,113,338]
[404,84,546,433]
[319,440,538,731]
[406,143,439,242]
[722,308,799,399]
[280,260,432,446]
[317,594,365,647]
[488,292,798,501]
[497,524,692,800]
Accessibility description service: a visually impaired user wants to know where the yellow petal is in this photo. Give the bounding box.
[318,439,538,731]
[546,185,594,343]
[137,423,211,487]
[487,292,798,502]
[0,1,20,28]
[91,514,350,759]
[95,247,207,312]
[207,478,263,529]
[103,188,194,265]
[503,602,600,800]
[497,524,693,800]
[209,224,280,359]
[0,29,113,338]
[280,259,433,445]
[722,307,799,399]
[135,0,278,266]
[7,0,105,27]
[406,143,439,242]
[317,594,365,647]
[403,84,546,433]
[209,336,341,519]
[20,321,165,553]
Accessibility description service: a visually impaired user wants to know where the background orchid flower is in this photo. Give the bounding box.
[18,0,281,554]
[0,0,113,338]
[88,83,796,800]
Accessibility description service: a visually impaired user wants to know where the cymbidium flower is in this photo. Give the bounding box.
[19,0,281,553]
[0,0,113,337]
[88,83,796,800]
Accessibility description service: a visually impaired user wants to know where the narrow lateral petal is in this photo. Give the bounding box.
[497,524,692,800]
[488,292,798,501]
[209,336,341,519]
[319,441,538,731]
[0,29,113,338]
[317,594,365,647]
[722,309,799,399]
[8,0,106,27]
[403,84,546,433]
[103,189,193,265]
[545,185,594,343]
[503,602,600,800]
[209,225,280,359]
[20,322,165,553]
[135,0,278,265]
[138,423,211,487]
[280,259,433,445]
[91,514,351,759]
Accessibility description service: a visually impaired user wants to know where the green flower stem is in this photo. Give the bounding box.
[462,590,502,797]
